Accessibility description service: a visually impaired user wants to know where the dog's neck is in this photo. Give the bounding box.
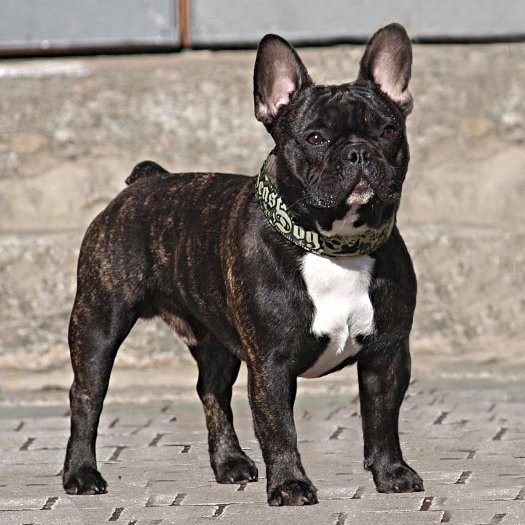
[255,161,395,257]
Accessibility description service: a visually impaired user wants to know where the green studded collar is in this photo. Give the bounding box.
[255,163,395,257]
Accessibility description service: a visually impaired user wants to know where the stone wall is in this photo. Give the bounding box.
[1,43,523,371]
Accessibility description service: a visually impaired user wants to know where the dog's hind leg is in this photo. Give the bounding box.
[63,288,139,495]
[189,336,258,484]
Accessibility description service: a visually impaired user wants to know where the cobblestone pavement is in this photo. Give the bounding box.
[0,374,524,525]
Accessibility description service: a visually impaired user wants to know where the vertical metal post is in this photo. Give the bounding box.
[178,0,191,47]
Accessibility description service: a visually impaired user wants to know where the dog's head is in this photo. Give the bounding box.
[254,23,412,235]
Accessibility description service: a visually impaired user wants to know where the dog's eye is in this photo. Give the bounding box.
[382,125,399,139]
[306,132,328,146]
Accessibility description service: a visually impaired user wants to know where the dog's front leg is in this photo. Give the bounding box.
[247,358,318,506]
[357,340,424,493]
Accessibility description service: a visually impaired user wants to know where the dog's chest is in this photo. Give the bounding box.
[300,253,375,378]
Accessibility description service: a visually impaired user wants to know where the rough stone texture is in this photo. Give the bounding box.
[0,42,524,373]
[1,226,523,374]
[0,233,188,371]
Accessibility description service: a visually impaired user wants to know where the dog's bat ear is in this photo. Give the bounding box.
[254,34,313,129]
[358,23,413,115]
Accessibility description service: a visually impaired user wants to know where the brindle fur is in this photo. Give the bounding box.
[64,24,423,506]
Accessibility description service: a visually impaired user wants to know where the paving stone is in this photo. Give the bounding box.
[0,385,523,524]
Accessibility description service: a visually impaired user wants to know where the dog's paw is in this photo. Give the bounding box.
[63,466,108,495]
[372,462,423,493]
[213,452,258,484]
[268,480,318,506]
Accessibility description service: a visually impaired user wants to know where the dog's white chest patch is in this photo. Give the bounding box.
[300,253,375,378]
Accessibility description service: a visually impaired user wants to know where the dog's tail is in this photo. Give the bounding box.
[125,160,170,185]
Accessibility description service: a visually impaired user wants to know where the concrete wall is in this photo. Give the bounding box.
[2,1,525,54]
[0,41,524,371]
[190,0,525,45]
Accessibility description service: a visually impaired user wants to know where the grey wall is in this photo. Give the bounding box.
[190,0,525,45]
[0,0,180,53]
[0,0,524,54]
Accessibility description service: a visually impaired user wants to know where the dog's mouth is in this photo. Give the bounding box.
[353,196,397,229]
[307,175,400,235]
[348,178,375,207]
[306,174,399,211]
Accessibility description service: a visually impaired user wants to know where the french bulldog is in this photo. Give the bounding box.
[63,23,423,506]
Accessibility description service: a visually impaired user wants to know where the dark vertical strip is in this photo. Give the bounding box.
[419,496,433,511]
[20,437,35,451]
[178,0,191,48]
[455,471,472,484]
[492,428,507,441]
[351,486,364,499]
[335,512,346,525]
[171,493,187,505]
[42,496,58,510]
[108,507,124,521]
[212,504,228,517]
[433,411,449,425]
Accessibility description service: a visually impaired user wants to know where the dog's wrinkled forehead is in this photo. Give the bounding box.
[294,83,403,133]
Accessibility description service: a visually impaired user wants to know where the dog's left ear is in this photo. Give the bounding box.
[358,23,413,115]
[254,34,313,129]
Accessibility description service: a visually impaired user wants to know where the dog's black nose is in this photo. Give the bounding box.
[347,146,371,167]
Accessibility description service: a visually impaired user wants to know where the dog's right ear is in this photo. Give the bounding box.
[254,34,312,129]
